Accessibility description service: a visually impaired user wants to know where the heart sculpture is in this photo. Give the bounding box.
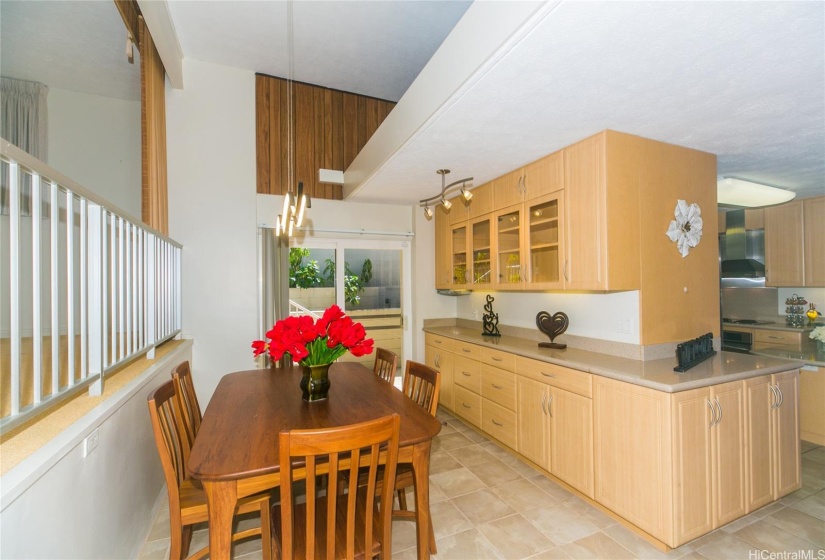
[536,311,569,349]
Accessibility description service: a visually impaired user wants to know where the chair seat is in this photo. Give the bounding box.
[272,488,382,560]
[179,478,272,527]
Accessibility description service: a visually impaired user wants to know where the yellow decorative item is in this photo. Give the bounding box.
[807,303,821,325]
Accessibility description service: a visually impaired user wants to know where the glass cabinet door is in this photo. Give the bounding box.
[495,206,523,288]
[470,217,492,286]
[526,192,564,288]
[451,223,468,286]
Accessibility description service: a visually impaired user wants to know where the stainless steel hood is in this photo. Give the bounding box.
[719,209,765,279]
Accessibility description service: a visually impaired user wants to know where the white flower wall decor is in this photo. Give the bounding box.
[666,199,703,258]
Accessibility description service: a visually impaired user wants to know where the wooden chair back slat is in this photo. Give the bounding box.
[148,380,190,491]
[171,361,202,454]
[372,348,398,384]
[277,414,401,559]
[402,361,441,417]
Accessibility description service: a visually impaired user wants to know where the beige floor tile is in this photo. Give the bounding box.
[430,466,486,498]
[452,489,517,525]
[803,446,825,465]
[428,480,450,504]
[790,491,825,521]
[676,552,710,560]
[734,519,820,554]
[390,518,419,554]
[429,528,506,560]
[446,443,497,467]
[752,502,786,519]
[492,478,558,513]
[462,429,490,443]
[478,513,556,559]
[433,431,476,451]
[526,547,573,559]
[763,506,825,546]
[429,499,474,540]
[526,503,600,547]
[136,537,169,560]
[466,458,523,488]
[695,534,756,560]
[188,529,210,557]
[529,475,576,502]
[563,497,618,530]
[438,423,458,435]
[720,513,760,533]
[561,532,636,560]
[602,524,683,560]
[429,450,463,474]
[145,508,171,543]
[800,441,819,454]
[235,549,264,560]
[801,458,825,490]
[678,529,725,553]
[231,533,266,557]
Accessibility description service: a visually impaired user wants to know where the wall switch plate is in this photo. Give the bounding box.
[83,429,99,457]
[618,318,633,334]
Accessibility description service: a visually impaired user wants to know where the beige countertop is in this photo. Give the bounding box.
[722,319,823,333]
[750,342,825,368]
[425,325,802,393]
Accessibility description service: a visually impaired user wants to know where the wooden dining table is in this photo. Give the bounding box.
[187,362,442,560]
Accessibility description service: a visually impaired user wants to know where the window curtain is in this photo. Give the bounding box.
[1,77,47,215]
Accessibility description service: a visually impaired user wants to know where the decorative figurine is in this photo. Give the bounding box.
[482,295,500,337]
[536,311,568,349]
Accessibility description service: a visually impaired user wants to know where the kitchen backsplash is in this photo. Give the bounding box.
[721,286,825,320]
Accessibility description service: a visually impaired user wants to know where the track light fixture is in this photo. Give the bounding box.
[419,169,473,219]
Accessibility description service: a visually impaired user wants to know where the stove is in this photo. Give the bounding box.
[721,318,776,353]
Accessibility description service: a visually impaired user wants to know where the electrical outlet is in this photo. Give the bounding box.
[473,309,479,320]
[618,318,633,335]
[83,428,99,458]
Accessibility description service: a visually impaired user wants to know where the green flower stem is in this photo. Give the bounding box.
[301,337,347,366]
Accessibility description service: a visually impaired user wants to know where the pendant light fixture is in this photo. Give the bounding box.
[419,169,473,219]
[275,0,309,237]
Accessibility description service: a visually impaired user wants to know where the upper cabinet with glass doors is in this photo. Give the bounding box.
[525,192,564,289]
[494,204,524,288]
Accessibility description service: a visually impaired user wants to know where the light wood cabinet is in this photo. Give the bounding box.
[491,151,564,210]
[670,381,747,545]
[453,385,481,427]
[469,215,493,288]
[524,191,565,289]
[493,204,525,289]
[469,181,494,220]
[434,206,451,290]
[753,329,804,350]
[744,371,801,513]
[800,367,825,445]
[517,376,550,470]
[449,222,469,288]
[549,386,594,498]
[803,197,825,286]
[765,201,805,287]
[425,341,454,411]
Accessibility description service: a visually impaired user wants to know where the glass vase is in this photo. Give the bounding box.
[300,363,332,402]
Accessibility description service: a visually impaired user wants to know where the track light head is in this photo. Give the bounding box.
[441,197,452,210]
[461,185,473,201]
[424,205,433,219]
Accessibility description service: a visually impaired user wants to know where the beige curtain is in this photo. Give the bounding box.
[0,76,48,160]
[138,16,168,236]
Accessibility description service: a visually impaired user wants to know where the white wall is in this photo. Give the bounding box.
[48,88,141,217]
[166,59,260,404]
[0,341,192,559]
[455,290,641,344]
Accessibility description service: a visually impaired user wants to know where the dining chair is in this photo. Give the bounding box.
[273,414,401,560]
[147,381,272,560]
[372,347,398,385]
[394,360,441,552]
[171,361,201,454]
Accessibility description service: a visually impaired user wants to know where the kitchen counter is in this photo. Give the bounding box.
[750,341,825,367]
[723,319,823,333]
[424,325,802,393]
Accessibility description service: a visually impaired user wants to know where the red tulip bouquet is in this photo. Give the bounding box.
[252,305,374,366]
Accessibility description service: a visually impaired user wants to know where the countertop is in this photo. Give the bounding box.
[425,325,803,393]
[722,319,823,333]
[750,342,825,368]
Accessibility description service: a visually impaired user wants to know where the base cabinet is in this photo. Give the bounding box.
[800,367,825,445]
[594,371,799,549]
[425,342,454,411]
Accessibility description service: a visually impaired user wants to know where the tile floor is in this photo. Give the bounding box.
[138,408,825,559]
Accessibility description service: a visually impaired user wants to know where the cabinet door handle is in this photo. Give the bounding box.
[522,173,528,195]
[492,383,503,389]
[517,176,523,195]
[462,372,471,377]
[767,335,783,340]
[547,395,553,417]
[562,261,569,282]
[776,384,783,408]
[769,385,779,409]
[541,394,548,415]
[714,397,722,427]
[434,339,442,344]
[492,419,504,427]
[491,357,503,362]
[707,398,716,428]
[462,402,471,409]
[541,372,556,378]
[462,348,472,353]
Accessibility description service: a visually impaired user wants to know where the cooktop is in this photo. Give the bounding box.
[722,318,776,325]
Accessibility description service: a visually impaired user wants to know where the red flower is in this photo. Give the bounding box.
[251,340,268,357]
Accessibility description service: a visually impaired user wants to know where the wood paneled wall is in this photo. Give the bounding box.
[255,74,395,201]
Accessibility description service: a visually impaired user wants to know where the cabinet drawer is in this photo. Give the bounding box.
[481,365,516,410]
[454,355,482,393]
[754,330,803,346]
[454,340,480,357]
[425,333,455,352]
[454,386,482,427]
[479,346,516,372]
[517,357,592,398]
[482,399,517,449]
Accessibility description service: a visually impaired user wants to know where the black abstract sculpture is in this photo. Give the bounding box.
[481,295,500,337]
[536,311,568,349]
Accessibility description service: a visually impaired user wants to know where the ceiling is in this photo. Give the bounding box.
[3,1,822,205]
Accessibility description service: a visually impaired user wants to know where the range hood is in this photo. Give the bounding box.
[719,209,766,279]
